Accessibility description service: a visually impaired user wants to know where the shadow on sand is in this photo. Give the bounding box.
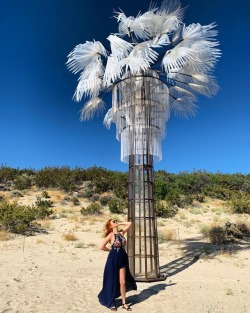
[160,237,250,278]
[119,237,250,307]
[117,282,176,307]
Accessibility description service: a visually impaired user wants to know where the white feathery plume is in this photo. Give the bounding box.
[80,97,105,121]
[73,60,104,101]
[169,96,197,118]
[170,85,196,99]
[115,11,150,40]
[66,41,107,74]
[103,56,123,86]
[128,41,159,65]
[67,0,220,122]
[107,35,133,60]
[120,57,149,74]
[103,108,113,128]
[162,46,199,72]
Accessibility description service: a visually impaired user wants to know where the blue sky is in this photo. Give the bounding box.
[0,0,249,174]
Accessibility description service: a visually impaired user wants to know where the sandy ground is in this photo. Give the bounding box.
[0,191,249,313]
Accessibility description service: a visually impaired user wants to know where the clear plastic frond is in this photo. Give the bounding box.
[79,97,106,121]
[66,40,107,74]
[107,35,133,60]
[169,95,197,119]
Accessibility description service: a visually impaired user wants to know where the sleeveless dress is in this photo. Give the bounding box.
[98,232,137,308]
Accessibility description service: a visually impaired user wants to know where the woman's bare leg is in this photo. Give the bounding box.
[119,267,126,305]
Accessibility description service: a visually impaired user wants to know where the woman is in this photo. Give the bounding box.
[98,219,137,311]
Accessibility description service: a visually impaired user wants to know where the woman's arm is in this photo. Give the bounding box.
[118,221,132,234]
[99,232,113,252]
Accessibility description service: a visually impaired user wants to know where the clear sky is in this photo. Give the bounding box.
[0,0,249,174]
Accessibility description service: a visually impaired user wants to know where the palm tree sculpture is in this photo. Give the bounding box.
[66,0,220,281]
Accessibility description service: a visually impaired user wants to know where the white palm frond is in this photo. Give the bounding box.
[120,57,149,75]
[73,60,104,101]
[188,80,219,97]
[129,41,159,65]
[103,56,122,86]
[66,41,107,74]
[183,23,218,43]
[79,97,105,121]
[115,11,149,40]
[103,108,113,129]
[162,46,198,72]
[152,33,171,47]
[169,96,197,118]
[107,35,133,60]
[170,85,196,99]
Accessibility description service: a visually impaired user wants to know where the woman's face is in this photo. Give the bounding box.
[110,219,118,228]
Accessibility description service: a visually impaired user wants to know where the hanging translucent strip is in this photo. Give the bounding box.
[111,71,170,280]
[112,70,170,164]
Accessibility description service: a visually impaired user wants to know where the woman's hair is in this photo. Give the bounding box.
[105,219,113,237]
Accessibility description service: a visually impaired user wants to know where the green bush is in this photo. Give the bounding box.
[79,187,93,198]
[227,193,250,214]
[13,174,33,190]
[165,189,194,208]
[71,197,80,206]
[41,190,50,199]
[35,197,53,208]
[80,203,102,215]
[208,226,226,244]
[108,198,126,214]
[91,193,100,201]
[0,201,37,234]
[155,201,178,218]
[208,221,249,244]
[100,196,112,206]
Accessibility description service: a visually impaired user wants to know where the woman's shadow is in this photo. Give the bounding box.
[118,282,176,307]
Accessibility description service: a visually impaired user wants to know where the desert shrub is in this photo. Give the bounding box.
[0,166,19,183]
[80,187,93,198]
[155,201,178,218]
[35,197,53,208]
[41,190,50,199]
[207,221,248,244]
[0,201,37,234]
[158,228,175,243]
[108,198,126,214]
[80,203,102,215]
[62,233,77,241]
[13,174,33,190]
[236,222,250,236]
[35,197,53,219]
[71,197,80,206]
[91,193,100,201]
[208,226,226,244]
[165,189,194,208]
[100,196,112,206]
[227,193,250,214]
[10,190,24,197]
[194,193,206,203]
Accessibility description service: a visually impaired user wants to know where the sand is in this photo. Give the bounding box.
[0,193,249,313]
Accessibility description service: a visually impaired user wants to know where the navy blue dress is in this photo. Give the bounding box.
[98,232,137,308]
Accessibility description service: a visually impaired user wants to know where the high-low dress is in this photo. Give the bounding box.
[98,232,137,308]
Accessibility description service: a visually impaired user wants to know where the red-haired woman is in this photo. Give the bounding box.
[98,219,137,311]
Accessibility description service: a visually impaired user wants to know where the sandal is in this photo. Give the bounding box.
[111,307,117,311]
[122,303,132,311]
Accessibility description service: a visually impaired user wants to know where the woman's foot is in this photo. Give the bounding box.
[122,303,132,311]
[111,307,117,311]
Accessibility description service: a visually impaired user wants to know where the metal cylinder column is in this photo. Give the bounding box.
[127,154,163,281]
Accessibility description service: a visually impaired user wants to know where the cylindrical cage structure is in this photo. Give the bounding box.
[127,154,161,281]
[112,71,169,281]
